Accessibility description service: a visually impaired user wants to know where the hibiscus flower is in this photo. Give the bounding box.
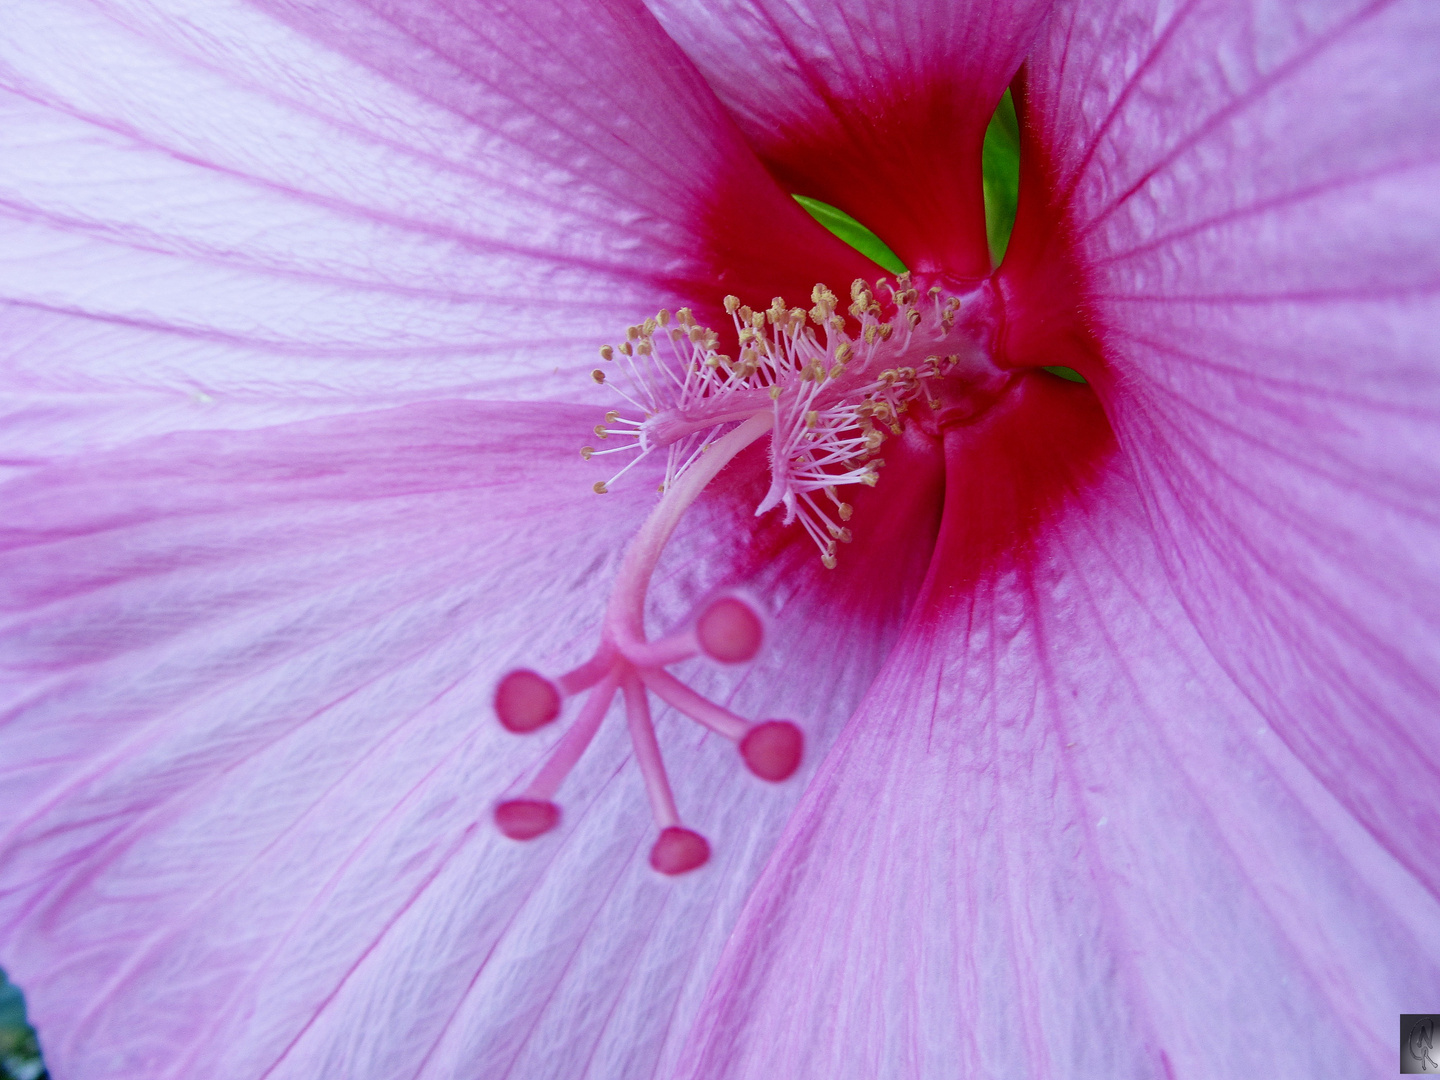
[2,0,1437,1077]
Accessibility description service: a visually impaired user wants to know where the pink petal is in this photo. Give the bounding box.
[677,377,1440,1077]
[643,0,1054,275]
[0,398,946,1078]
[0,0,862,408]
[1005,0,1440,895]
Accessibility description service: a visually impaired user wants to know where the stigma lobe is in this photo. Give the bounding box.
[740,720,804,782]
[696,596,764,663]
[650,828,710,875]
[494,799,560,840]
[492,592,803,876]
[494,670,561,732]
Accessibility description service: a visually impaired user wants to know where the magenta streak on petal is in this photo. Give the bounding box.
[1073,0,1400,238]
[247,825,481,1080]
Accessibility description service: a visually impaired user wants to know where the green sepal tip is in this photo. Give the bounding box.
[792,194,909,275]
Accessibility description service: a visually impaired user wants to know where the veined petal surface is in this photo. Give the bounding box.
[678,379,1440,1078]
[1011,0,1440,895]
[674,0,1440,1074]
[0,0,858,417]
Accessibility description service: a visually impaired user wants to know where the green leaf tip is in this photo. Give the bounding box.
[982,88,1020,267]
[1042,366,1087,383]
[792,194,909,275]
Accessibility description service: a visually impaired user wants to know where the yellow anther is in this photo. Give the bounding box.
[724,294,741,314]
[829,363,846,380]
[657,308,670,326]
[676,307,695,326]
[769,385,782,400]
[605,410,619,422]
[851,278,869,301]
[580,446,594,460]
[636,340,653,356]
[928,285,942,297]
[806,410,819,429]
[593,481,609,494]
[599,344,614,361]
[906,309,922,329]
[689,326,706,344]
[877,323,894,341]
[626,325,641,341]
[838,502,853,521]
[591,368,606,383]
[619,341,634,356]
[835,342,853,363]
[594,424,609,438]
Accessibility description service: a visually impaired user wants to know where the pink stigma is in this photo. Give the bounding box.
[650,827,710,875]
[696,596,764,663]
[494,670,561,732]
[494,799,560,840]
[740,720,804,782]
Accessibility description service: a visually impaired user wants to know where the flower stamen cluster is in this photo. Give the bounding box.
[493,278,1002,872]
[583,273,990,566]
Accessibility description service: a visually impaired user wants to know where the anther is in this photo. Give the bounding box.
[592,369,606,383]
[494,670,561,732]
[581,446,594,459]
[593,481,609,494]
[599,345,614,361]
